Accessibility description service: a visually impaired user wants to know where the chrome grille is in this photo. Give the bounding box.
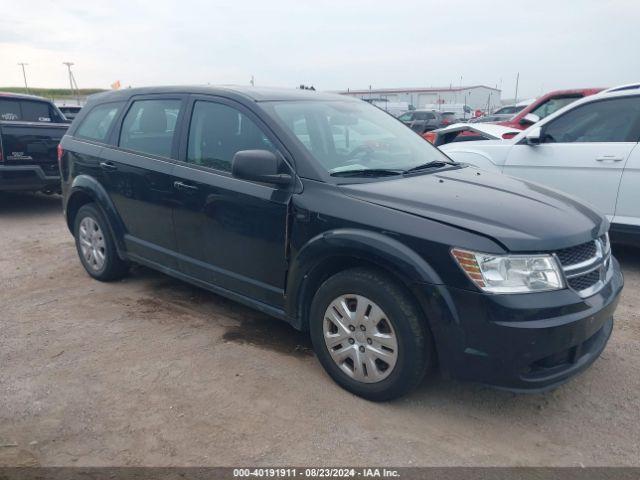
[567,270,600,291]
[557,234,611,298]
[556,241,597,267]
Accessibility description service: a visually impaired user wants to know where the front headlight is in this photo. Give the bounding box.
[451,248,564,294]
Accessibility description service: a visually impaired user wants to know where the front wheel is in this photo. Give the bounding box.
[309,268,433,401]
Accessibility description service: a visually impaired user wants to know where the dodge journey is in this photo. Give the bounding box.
[59,86,623,400]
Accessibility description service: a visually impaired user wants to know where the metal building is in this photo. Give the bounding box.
[337,85,502,113]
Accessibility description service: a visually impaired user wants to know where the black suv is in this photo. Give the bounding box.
[60,86,623,400]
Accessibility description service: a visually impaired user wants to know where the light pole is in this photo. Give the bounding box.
[18,63,29,94]
[63,62,81,105]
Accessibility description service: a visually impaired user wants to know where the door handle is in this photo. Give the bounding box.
[595,155,624,162]
[173,181,199,192]
[99,161,118,171]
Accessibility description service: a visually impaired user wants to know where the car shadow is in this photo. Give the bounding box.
[0,192,62,216]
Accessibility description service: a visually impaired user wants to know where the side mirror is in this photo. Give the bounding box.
[525,126,542,145]
[519,113,540,126]
[232,150,292,186]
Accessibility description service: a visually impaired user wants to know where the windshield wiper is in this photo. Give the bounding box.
[403,160,458,174]
[330,168,404,177]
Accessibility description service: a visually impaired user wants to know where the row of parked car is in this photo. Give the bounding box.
[417,84,640,247]
[0,83,633,400]
[401,88,603,137]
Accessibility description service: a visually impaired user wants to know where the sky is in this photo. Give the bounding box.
[1,0,639,99]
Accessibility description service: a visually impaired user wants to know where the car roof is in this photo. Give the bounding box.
[88,85,355,104]
[0,91,53,102]
[535,88,604,100]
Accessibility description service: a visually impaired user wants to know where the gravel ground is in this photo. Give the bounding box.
[0,192,638,467]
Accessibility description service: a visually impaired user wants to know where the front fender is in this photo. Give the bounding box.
[285,228,443,326]
[66,175,127,255]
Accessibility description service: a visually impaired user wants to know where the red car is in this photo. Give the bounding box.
[497,88,603,131]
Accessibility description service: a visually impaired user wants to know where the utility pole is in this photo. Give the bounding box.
[250,75,255,86]
[18,63,29,94]
[514,72,520,105]
[63,62,80,105]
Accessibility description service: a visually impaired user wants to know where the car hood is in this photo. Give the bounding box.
[340,166,606,251]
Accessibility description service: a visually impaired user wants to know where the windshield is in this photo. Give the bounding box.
[530,96,581,120]
[267,100,452,175]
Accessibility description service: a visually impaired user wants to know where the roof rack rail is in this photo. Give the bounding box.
[601,83,640,94]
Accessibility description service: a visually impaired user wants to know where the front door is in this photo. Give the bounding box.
[171,97,291,307]
[101,95,187,268]
[503,96,640,218]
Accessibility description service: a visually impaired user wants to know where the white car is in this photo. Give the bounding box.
[440,84,640,246]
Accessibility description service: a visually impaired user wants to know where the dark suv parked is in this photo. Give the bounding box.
[60,86,623,400]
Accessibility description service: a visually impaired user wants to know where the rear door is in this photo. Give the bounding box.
[100,95,187,268]
[171,96,291,307]
[503,96,640,218]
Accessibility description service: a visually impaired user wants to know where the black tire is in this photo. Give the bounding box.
[73,203,128,281]
[309,268,432,401]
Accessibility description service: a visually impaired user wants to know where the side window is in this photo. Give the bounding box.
[397,112,413,122]
[119,99,182,157]
[414,112,435,121]
[0,99,21,121]
[543,97,640,143]
[75,102,124,141]
[186,101,275,172]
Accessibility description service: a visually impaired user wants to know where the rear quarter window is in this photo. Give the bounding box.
[0,99,22,121]
[75,102,124,142]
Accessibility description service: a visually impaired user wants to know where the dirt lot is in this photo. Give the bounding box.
[1,192,639,467]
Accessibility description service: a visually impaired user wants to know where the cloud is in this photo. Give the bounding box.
[1,0,639,97]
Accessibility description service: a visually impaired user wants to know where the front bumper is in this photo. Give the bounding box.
[0,164,61,192]
[422,257,623,391]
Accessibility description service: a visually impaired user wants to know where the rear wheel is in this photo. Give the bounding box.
[309,268,432,401]
[74,203,128,281]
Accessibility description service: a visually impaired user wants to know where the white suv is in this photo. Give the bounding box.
[440,84,640,246]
